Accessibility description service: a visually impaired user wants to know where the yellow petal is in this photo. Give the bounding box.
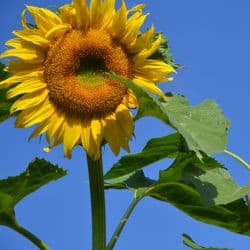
[0,71,43,89]
[102,113,130,155]
[81,120,98,158]
[10,89,48,113]
[122,89,138,108]
[45,24,71,40]
[0,48,44,62]
[7,79,46,99]
[26,5,62,34]
[133,34,162,63]
[115,104,134,139]
[111,0,127,38]
[7,60,42,74]
[99,0,115,30]
[133,76,165,98]
[21,9,29,29]
[89,0,102,27]
[13,29,50,48]
[121,13,148,47]
[63,119,81,158]
[15,101,54,128]
[135,59,175,82]
[72,0,90,29]
[130,25,154,53]
[29,117,51,139]
[59,4,74,25]
[90,118,103,150]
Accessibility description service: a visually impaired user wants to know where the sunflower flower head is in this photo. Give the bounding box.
[0,0,175,160]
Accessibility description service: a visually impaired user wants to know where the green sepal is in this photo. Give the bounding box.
[150,32,180,70]
[0,62,17,123]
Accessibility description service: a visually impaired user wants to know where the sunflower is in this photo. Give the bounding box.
[0,0,175,160]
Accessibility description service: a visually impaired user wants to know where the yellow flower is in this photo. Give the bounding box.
[0,0,175,160]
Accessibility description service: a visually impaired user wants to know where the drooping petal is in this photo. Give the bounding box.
[135,59,175,82]
[115,104,134,139]
[133,76,166,98]
[63,119,81,158]
[26,5,63,34]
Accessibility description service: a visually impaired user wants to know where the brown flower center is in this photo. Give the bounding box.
[44,29,132,118]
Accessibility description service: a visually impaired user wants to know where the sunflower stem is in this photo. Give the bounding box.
[87,153,106,250]
[10,220,50,250]
[224,149,250,170]
[106,197,141,250]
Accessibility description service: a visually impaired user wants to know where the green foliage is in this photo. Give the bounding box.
[105,139,250,235]
[182,234,233,250]
[0,158,66,227]
[109,73,230,159]
[0,62,16,123]
[150,32,180,70]
[104,133,183,179]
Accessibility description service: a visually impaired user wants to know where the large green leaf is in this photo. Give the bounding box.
[105,153,250,236]
[147,153,250,235]
[182,234,232,250]
[0,62,15,123]
[109,73,230,158]
[0,158,67,227]
[104,133,183,180]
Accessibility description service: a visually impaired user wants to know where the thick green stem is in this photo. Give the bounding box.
[106,197,141,250]
[10,221,50,250]
[224,149,250,170]
[87,153,106,250]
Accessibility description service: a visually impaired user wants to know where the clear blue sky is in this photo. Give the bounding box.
[0,0,250,249]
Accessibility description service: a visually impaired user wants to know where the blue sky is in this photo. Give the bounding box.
[0,0,250,249]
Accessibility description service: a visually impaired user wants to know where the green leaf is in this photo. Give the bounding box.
[109,73,230,158]
[182,234,233,250]
[150,32,180,70]
[0,158,67,226]
[106,153,250,236]
[0,62,16,123]
[165,95,230,158]
[104,133,183,180]
[146,153,250,235]
[188,167,250,206]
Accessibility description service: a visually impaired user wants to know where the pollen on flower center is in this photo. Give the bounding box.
[44,29,133,118]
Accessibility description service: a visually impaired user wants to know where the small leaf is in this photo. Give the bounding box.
[182,234,233,250]
[0,158,67,226]
[109,73,230,158]
[104,133,183,180]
